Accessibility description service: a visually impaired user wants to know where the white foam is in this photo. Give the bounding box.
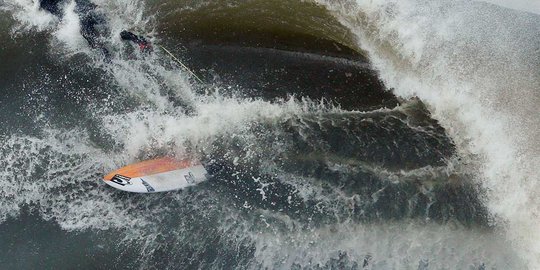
[53,0,87,53]
[476,0,540,15]
[0,129,153,236]
[2,0,58,33]
[315,0,540,267]
[234,213,524,269]
[99,94,340,159]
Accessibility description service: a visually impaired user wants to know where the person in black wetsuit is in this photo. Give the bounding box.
[120,30,153,53]
[39,0,151,56]
[40,0,109,56]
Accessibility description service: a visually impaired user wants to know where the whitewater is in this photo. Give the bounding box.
[314,0,540,268]
[0,0,538,269]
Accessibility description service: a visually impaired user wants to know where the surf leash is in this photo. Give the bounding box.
[159,45,205,84]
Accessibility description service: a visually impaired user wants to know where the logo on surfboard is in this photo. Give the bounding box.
[140,178,155,192]
[184,172,196,184]
[111,174,132,186]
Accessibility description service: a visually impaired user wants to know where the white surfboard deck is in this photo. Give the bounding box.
[103,157,207,193]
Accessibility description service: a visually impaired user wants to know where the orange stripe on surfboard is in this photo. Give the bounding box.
[103,157,199,181]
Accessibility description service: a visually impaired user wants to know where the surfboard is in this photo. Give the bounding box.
[103,157,208,193]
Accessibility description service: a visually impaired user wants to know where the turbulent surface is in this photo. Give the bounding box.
[0,0,538,269]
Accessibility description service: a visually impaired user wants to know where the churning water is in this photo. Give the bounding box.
[0,0,539,269]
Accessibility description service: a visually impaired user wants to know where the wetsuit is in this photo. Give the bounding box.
[74,0,105,51]
[120,30,153,53]
[40,0,151,56]
[39,0,63,16]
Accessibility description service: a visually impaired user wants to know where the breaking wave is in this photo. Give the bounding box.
[0,0,538,268]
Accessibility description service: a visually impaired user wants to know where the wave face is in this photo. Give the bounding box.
[312,0,540,268]
[0,0,538,269]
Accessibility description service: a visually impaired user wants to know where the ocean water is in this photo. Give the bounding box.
[0,0,538,269]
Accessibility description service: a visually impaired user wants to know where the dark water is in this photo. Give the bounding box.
[1,0,538,269]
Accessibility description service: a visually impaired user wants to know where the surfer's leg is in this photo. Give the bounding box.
[74,0,110,58]
[39,0,64,17]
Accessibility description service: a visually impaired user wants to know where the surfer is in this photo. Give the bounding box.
[39,0,109,56]
[39,0,152,56]
[120,30,153,53]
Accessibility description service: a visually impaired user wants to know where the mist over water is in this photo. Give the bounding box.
[0,0,538,269]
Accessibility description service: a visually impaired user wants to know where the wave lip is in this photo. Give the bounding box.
[313,0,540,267]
